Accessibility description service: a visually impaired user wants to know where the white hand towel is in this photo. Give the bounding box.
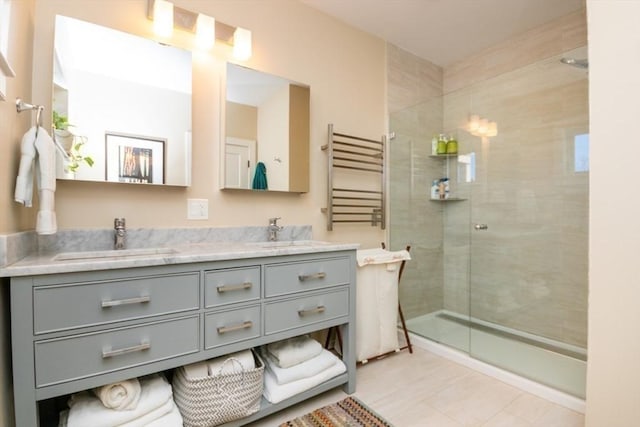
[208,349,255,376]
[66,375,173,427]
[266,336,322,369]
[263,358,346,404]
[34,127,57,235]
[14,126,37,207]
[92,378,141,411]
[265,349,340,385]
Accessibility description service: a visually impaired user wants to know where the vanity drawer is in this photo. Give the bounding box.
[264,288,349,335]
[34,315,199,388]
[264,257,350,297]
[205,305,261,349]
[33,272,200,334]
[204,266,261,307]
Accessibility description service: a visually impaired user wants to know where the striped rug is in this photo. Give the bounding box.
[279,396,393,427]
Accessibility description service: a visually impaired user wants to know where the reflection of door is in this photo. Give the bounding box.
[225,137,256,189]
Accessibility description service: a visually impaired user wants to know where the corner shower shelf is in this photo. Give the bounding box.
[429,197,467,202]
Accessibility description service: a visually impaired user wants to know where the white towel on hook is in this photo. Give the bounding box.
[14,126,37,207]
[14,126,57,234]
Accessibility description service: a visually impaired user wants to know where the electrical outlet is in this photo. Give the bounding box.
[187,199,208,220]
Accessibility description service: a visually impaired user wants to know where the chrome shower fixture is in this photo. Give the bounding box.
[560,58,589,69]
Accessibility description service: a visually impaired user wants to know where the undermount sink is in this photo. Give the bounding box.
[249,240,329,249]
[53,247,178,261]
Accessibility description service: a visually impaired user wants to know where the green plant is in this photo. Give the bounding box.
[65,136,95,173]
[52,111,70,131]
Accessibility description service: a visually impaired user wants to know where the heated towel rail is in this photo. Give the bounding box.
[321,124,386,231]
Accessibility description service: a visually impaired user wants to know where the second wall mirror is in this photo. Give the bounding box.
[223,63,310,193]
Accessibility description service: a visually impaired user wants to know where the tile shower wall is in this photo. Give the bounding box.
[388,9,588,348]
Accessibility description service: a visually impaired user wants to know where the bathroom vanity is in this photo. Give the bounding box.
[2,238,357,426]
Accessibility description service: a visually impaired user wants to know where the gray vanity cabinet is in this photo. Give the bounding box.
[9,250,356,427]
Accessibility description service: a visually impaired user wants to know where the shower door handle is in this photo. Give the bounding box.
[473,223,489,230]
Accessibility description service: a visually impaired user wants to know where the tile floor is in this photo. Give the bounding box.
[250,347,584,426]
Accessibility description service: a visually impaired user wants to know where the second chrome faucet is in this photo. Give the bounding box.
[114,218,126,249]
[268,217,283,241]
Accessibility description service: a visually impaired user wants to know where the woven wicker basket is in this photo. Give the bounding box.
[173,351,264,427]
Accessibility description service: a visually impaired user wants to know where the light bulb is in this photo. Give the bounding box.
[469,115,480,133]
[487,121,498,137]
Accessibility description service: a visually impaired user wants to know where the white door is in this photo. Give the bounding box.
[225,137,256,189]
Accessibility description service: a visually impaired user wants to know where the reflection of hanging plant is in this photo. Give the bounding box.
[66,136,95,173]
[52,111,94,173]
[52,110,70,131]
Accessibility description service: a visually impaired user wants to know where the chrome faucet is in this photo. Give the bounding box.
[114,218,126,250]
[268,217,283,241]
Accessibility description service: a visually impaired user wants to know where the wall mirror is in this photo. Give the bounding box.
[223,63,310,193]
[52,15,192,186]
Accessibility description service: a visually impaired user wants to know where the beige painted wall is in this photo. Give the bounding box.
[23,0,386,248]
[585,1,640,425]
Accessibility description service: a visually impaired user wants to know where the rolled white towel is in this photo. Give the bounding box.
[266,336,322,369]
[66,375,173,427]
[182,361,209,380]
[264,349,340,385]
[92,378,141,411]
[207,349,255,376]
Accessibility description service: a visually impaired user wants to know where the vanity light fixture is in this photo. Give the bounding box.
[152,0,173,38]
[233,27,252,60]
[147,0,252,58]
[196,14,215,50]
[468,114,498,137]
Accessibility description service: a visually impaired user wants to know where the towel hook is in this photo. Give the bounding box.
[16,98,45,131]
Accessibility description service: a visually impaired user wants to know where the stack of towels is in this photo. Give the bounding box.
[59,375,183,427]
[261,335,346,404]
[182,349,255,379]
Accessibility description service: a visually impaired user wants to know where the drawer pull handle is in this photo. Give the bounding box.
[298,272,326,282]
[217,282,252,293]
[298,305,326,317]
[101,295,151,308]
[217,321,253,334]
[102,341,150,359]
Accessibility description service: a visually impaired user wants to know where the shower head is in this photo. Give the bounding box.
[560,57,589,69]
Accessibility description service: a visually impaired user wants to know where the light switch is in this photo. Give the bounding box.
[187,198,208,220]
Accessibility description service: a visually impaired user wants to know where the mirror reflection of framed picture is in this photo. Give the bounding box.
[105,132,165,184]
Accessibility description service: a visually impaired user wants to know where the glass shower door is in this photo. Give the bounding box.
[465,50,589,398]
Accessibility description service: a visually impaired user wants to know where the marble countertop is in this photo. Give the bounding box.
[0,240,359,277]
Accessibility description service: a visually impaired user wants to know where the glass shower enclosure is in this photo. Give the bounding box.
[389,47,589,398]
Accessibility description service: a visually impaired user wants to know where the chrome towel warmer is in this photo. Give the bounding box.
[321,123,386,231]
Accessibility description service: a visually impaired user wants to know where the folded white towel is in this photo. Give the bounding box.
[356,248,411,267]
[118,398,174,427]
[264,349,340,385]
[182,361,209,380]
[208,349,255,376]
[66,375,173,427]
[266,336,322,369]
[263,358,346,404]
[93,378,141,411]
[14,126,37,207]
[145,401,184,427]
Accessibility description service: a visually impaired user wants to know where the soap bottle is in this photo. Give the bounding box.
[446,134,458,154]
[430,179,440,199]
[437,134,448,155]
[431,135,438,155]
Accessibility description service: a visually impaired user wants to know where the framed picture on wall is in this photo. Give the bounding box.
[105,132,165,184]
[0,0,16,100]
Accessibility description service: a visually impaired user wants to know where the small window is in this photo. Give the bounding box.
[574,134,589,172]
